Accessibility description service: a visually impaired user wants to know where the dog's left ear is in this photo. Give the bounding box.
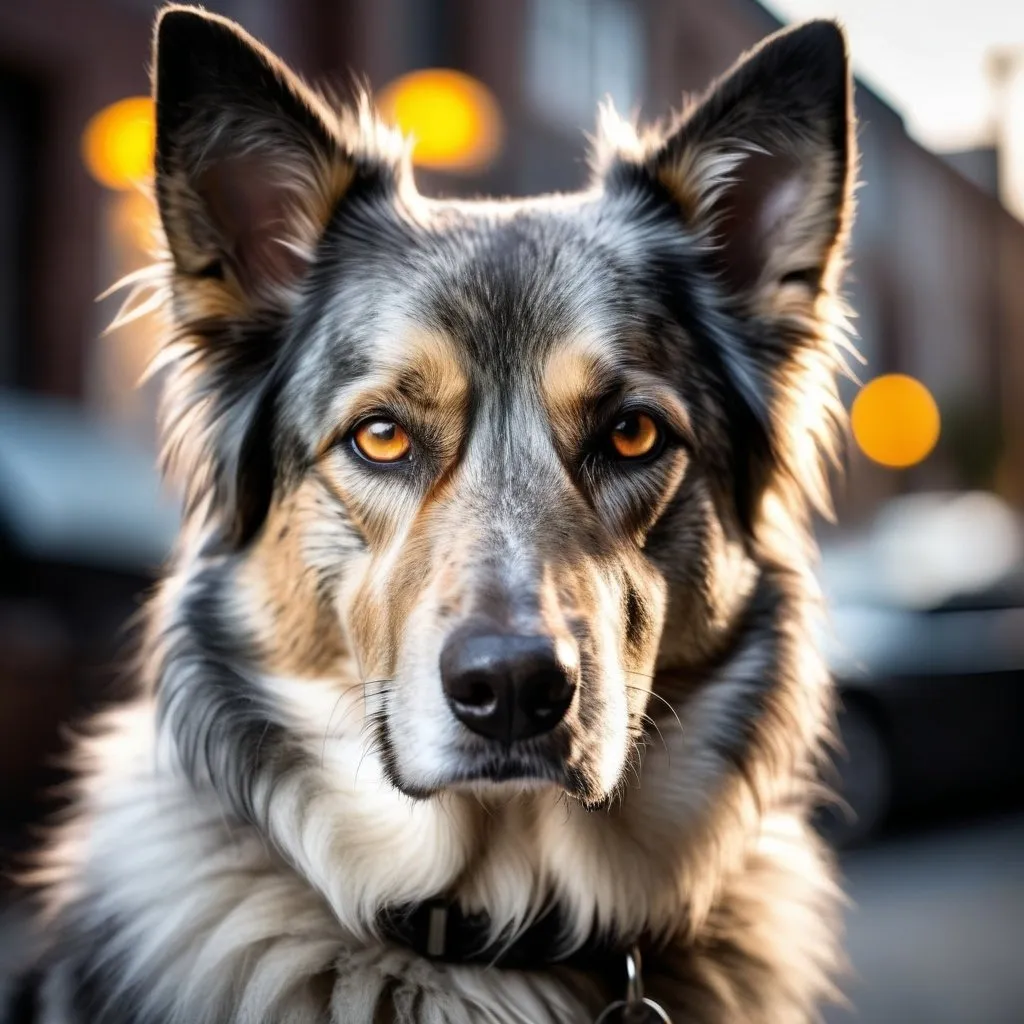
[599,20,854,531]
[605,19,853,304]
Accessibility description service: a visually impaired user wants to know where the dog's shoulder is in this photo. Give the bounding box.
[28,699,339,1024]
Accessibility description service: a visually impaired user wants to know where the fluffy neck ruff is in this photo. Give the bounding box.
[34,556,840,1024]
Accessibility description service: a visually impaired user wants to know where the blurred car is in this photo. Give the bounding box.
[818,491,1024,846]
[0,390,177,846]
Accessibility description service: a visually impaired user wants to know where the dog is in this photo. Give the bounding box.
[28,5,856,1021]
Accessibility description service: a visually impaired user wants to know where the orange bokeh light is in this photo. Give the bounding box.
[378,69,502,172]
[83,97,155,190]
[852,374,941,469]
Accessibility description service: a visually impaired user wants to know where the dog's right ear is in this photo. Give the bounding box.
[154,4,388,307]
[151,7,403,550]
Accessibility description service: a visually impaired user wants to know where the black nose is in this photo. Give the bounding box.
[440,631,576,744]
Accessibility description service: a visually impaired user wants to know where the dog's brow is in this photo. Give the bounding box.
[381,337,469,421]
[316,331,469,452]
[541,336,619,421]
[542,337,694,452]
[391,362,463,412]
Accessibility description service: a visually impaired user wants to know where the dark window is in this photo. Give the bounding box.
[0,69,42,390]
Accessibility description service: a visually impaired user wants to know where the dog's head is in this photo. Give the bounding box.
[148,7,852,807]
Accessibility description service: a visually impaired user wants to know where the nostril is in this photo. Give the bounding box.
[519,668,575,726]
[451,674,500,716]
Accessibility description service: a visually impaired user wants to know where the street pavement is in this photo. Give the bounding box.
[827,813,1024,1024]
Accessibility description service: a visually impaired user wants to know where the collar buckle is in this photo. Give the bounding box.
[425,902,449,959]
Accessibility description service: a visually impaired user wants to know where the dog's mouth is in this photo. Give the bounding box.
[399,759,584,802]
[447,747,571,789]
[381,722,594,801]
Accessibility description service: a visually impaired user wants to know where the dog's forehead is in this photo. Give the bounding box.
[286,194,679,437]
[412,202,639,367]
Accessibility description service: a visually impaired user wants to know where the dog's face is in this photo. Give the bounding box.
[150,8,851,806]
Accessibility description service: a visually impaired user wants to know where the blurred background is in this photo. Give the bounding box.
[0,0,1022,1020]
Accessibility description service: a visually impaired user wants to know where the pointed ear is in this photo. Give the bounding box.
[153,4,365,305]
[603,19,853,306]
[597,21,854,535]
[149,6,404,550]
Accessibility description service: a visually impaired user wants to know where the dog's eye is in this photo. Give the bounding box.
[352,419,412,463]
[608,412,663,461]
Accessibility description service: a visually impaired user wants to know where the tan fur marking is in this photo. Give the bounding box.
[240,481,347,677]
[344,504,448,680]
[541,336,611,451]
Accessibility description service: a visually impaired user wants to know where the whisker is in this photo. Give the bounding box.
[319,678,381,761]
[352,682,393,780]
[624,684,684,737]
[314,677,396,776]
[331,699,367,736]
[625,670,657,682]
[320,688,351,768]
[640,713,669,756]
[354,716,384,782]
[336,679,394,738]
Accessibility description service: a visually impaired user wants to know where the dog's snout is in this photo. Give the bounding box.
[440,632,576,744]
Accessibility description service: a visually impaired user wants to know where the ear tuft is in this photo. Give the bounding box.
[590,100,646,175]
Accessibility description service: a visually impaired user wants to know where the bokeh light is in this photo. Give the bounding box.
[852,374,941,468]
[378,69,502,172]
[82,97,155,190]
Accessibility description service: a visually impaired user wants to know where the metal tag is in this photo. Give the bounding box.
[593,946,673,1024]
[593,997,673,1023]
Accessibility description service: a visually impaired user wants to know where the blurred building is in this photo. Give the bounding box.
[2,0,1023,521]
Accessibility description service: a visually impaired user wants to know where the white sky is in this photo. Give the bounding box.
[763,0,1024,215]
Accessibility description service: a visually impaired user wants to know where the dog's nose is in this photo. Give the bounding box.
[440,632,576,744]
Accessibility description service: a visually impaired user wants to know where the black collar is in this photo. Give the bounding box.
[380,900,641,976]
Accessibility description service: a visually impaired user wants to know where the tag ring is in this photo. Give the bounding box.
[593,997,673,1023]
[592,945,673,1022]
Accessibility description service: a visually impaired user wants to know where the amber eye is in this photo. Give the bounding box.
[351,419,412,463]
[608,412,662,461]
